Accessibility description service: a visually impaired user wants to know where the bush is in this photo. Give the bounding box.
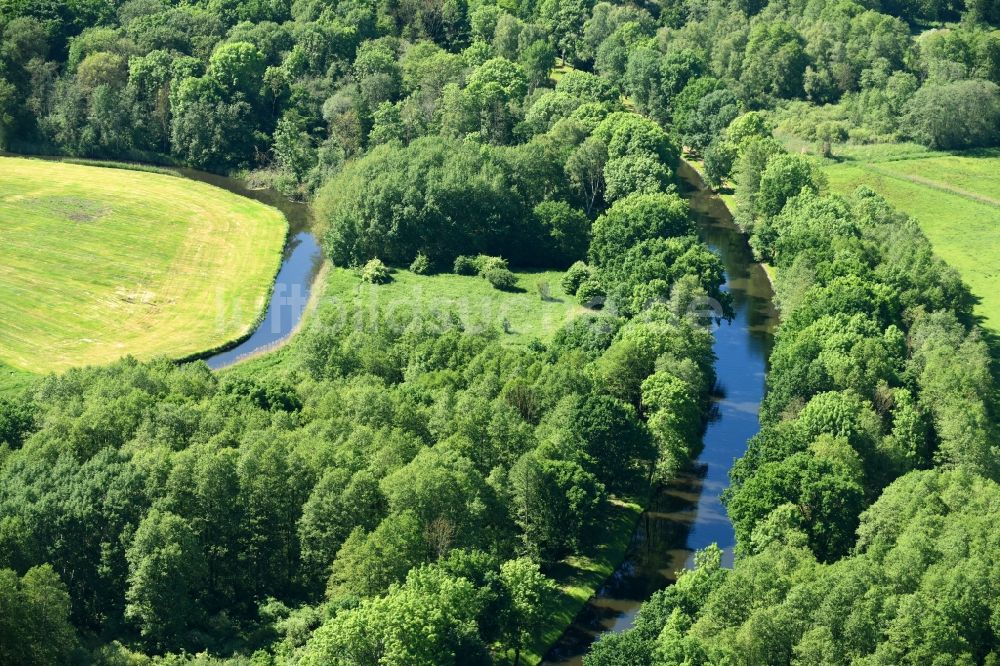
[454,255,478,275]
[562,261,592,295]
[361,258,391,284]
[577,278,606,308]
[474,255,508,274]
[410,253,432,274]
[482,267,518,291]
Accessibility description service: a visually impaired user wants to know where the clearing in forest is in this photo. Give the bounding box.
[322,267,588,344]
[0,156,287,375]
[822,146,1000,332]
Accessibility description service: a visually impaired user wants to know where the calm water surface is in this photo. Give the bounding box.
[171,169,323,370]
[541,162,778,664]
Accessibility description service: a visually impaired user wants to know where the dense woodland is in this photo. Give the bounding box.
[585,118,1000,665]
[1,0,999,662]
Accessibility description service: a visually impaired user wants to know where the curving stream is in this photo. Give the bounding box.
[168,170,324,370]
[541,162,779,664]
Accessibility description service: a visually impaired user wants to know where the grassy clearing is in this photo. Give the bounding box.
[0,360,34,396]
[0,156,287,375]
[223,265,587,378]
[319,266,587,344]
[820,148,1000,331]
[548,58,580,84]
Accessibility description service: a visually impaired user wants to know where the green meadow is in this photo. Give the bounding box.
[321,266,587,343]
[0,156,287,377]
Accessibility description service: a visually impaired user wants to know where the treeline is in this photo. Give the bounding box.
[582,124,1000,664]
[313,109,682,268]
[5,0,997,204]
[0,3,736,657]
[0,232,723,663]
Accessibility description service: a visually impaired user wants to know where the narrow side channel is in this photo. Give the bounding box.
[171,169,325,370]
[541,162,778,665]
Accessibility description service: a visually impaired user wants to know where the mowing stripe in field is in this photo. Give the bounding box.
[0,157,287,374]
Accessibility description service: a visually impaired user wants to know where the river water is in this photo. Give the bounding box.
[170,170,324,370]
[541,163,778,664]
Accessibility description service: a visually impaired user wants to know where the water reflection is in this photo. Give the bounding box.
[541,163,778,664]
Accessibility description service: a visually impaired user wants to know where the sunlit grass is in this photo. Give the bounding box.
[0,156,287,375]
[821,149,1000,331]
[318,266,587,344]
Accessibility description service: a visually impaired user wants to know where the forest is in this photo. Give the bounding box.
[1,0,999,662]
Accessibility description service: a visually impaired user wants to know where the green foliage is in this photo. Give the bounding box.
[0,394,34,448]
[591,469,1000,664]
[327,510,428,598]
[317,137,570,267]
[305,565,486,665]
[561,260,592,295]
[589,192,691,267]
[602,153,672,203]
[576,278,606,307]
[483,266,519,291]
[11,0,999,662]
[903,79,1000,149]
[499,557,558,663]
[533,200,590,265]
[360,257,391,284]
[509,453,607,561]
[0,565,77,665]
[740,22,809,103]
[409,252,432,274]
[454,255,479,275]
[125,509,208,649]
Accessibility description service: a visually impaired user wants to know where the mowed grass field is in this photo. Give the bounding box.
[820,146,1000,332]
[0,156,287,376]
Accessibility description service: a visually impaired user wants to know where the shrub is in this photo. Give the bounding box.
[474,255,508,274]
[562,261,592,295]
[483,267,518,291]
[454,255,478,275]
[361,258,391,284]
[410,252,431,274]
[577,278,606,308]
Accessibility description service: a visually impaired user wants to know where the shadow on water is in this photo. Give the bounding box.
[172,170,324,370]
[541,162,779,665]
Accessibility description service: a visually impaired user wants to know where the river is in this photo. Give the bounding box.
[541,162,779,664]
[170,169,324,370]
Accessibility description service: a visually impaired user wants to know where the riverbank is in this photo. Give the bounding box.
[498,497,643,666]
[540,163,778,664]
[681,158,778,290]
[212,260,330,372]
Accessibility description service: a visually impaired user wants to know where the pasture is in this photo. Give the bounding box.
[821,147,1000,331]
[0,157,287,375]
